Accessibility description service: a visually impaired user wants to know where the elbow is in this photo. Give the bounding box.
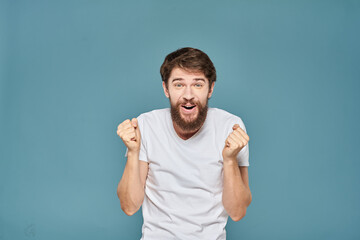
[116,183,145,216]
[118,192,141,216]
[117,188,121,200]
[121,205,138,216]
[119,198,140,216]
[231,191,252,222]
[230,207,247,222]
[248,191,252,206]
[232,192,252,221]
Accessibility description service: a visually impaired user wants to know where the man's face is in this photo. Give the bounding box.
[162,67,215,132]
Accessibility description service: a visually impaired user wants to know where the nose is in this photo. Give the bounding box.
[182,85,194,101]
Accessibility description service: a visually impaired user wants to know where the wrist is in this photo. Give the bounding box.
[222,156,238,165]
[127,149,140,157]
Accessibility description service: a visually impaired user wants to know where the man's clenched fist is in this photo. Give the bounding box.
[116,118,141,153]
[222,124,250,160]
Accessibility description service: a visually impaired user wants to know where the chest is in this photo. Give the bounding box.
[144,128,225,192]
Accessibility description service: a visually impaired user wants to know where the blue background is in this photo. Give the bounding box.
[1,0,359,239]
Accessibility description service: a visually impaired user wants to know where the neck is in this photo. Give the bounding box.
[172,122,203,140]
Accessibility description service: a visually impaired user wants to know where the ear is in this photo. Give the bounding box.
[162,81,169,98]
[208,81,215,98]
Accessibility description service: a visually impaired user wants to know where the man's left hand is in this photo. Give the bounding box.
[222,124,250,160]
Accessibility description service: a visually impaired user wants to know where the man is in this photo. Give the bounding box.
[116,47,251,240]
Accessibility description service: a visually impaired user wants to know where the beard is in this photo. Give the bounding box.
[170,97,208,132]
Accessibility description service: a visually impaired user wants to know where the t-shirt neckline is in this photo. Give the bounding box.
[166,108,209,144]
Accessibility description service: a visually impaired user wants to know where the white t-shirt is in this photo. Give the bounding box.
[125,107,249,240]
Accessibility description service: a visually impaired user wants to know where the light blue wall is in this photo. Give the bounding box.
[0,0,8,128]
[1,0,359,239]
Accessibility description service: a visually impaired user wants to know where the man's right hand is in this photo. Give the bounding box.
[116,118,141,153]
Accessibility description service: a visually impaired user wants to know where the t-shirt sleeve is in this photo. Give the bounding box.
[230,116,250,167]
[124,114,148,162]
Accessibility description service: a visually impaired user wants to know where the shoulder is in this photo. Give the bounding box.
[208,107,247,132]
[208,108,246,125]
[137,108,169,121]
[136,108,170,129]
[135,108,169,141]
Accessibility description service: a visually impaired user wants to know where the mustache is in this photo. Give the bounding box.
[177,100,197,106]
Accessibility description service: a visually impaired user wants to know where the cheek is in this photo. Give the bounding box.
[198,92,209,102]
[168,90,182,100]
[169,94,181,106]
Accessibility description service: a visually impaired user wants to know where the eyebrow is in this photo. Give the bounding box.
[172,78,206,83]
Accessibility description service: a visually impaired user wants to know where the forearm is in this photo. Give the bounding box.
[117,151,145,215]
[222,157,251,221]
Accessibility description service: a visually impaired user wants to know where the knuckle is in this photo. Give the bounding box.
[119,120,128,127]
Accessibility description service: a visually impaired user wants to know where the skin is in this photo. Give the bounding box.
[116,118,147,216]
[162,67,214,140]
[116,67,252,221]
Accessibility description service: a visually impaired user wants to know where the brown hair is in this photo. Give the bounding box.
[160,47,216,89]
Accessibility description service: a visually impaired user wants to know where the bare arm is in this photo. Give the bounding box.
[222,124,252,221]
[222,163,252,221]
[116,118,149,216]
[117,154,149,216]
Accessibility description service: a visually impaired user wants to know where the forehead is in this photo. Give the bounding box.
[169,67,207,81]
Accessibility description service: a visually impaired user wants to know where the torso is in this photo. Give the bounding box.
[135,108,248,240]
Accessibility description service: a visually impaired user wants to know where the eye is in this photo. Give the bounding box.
[195,83,203,88]
[174,83,183,88]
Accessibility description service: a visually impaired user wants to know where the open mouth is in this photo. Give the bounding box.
[182,105,196,110]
